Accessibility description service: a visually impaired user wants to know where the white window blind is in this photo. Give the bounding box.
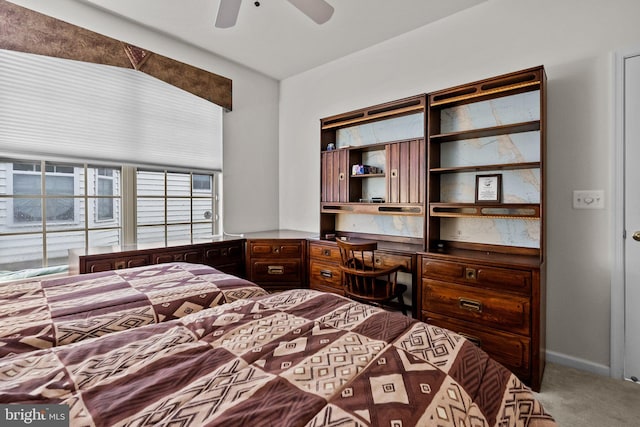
[0,49,222,171]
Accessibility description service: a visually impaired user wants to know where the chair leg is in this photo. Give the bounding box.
[396,292,407,316]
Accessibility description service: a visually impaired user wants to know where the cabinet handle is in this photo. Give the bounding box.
[465,268,477,280]
[267,265,285,275]
[339,172,345,181]
[320,270,333,278]
[458,297,483,313]
[458,332,482,347]
[114,261,126,270]
[323,249,331,257]
[390,169,398,178]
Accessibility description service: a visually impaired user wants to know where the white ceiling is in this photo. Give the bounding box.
[77,0,487,80]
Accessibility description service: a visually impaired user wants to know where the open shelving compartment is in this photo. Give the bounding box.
[319,95,427,249]
[426,66,546,263]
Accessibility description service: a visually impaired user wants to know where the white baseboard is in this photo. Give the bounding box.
[546,350,611,378]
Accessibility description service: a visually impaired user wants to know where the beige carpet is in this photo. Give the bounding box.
[534,363,640,426]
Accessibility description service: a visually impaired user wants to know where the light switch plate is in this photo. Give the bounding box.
[573,190,604,209]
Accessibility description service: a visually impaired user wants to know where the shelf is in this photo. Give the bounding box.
[430,203,540,219]
[321,96,425,130]
[351,173,385,178]
[425,245,542,267]
[429,121,540,143]
[430,162,540,174]
[321,202,423,216]
[429,68,542,108]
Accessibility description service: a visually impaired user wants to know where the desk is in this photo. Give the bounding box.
[307,239,418,317]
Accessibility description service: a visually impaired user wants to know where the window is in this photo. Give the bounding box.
[13,162,75,223]
[96,168,114,221]
[0,160,220,273]
[0,160,122,271]
[136,169,218,244]
[0,49,224,275]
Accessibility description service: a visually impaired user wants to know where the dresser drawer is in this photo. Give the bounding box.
[250,242,302,258]
[152,248,203,265]
[373,252,413,271]
[309,242,341,262]
[86,255,150,273]
[204,243,243,264]
[422,258,531,294]
[422,278,530,335]
[423,312,531,378]
[251,259,302,282]
[309,259,342,290]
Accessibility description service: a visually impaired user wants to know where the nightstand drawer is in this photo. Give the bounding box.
[422,278,530,335]
[422,258,531,294]
[251,259,302,282]
[250,242,302,258]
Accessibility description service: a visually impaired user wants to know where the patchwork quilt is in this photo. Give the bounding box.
[0,289,556,426]
[0,262,267,358]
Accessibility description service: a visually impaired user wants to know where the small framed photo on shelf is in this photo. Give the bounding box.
[475,174,502,203]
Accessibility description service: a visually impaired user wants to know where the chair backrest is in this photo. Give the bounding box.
[336,239,399,303]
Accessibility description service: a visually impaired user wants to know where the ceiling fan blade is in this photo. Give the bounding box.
[215,0,242,28]
[287,0,334,25]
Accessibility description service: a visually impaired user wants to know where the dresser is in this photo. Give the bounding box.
[69,239,244,276]
[244,230,315,292]
[418,250,543,390]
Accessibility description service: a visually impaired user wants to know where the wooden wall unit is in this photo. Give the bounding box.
[420,66,547,391]
[319,95,427,239]
[313,66,547,391]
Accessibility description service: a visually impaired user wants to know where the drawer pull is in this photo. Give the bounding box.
[323,249,331,257]
[320,270,333,278]
[114,261,126,270]
[465,268,477,280]
[267,265,285,275]
[459,332,482,347]
[458,297,483,312]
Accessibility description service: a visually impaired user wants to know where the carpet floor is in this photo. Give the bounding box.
[534,363,640,426]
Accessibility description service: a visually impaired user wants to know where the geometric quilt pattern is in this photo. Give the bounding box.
[0,288,557,427]
[0,262,267,358]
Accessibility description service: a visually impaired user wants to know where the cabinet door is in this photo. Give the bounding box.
[321,150,348,202]
[387,139,425,204]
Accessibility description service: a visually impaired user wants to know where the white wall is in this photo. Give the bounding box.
[279,0,640,373]
[8,0,281,235]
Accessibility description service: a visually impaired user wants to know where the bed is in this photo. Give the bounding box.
[0,282,556,426]
[0,262,267,358]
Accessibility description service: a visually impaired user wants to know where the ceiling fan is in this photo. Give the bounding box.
[215,0,334,28]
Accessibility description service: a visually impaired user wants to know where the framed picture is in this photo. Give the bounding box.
[475,174,502,203]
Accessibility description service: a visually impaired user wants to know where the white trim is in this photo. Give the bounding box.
[546,350,610,378]
[612,46,640,380]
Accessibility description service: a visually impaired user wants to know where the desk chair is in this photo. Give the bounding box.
[336,239,407,315]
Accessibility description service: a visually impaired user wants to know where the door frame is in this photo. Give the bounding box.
[611,46,640,380]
